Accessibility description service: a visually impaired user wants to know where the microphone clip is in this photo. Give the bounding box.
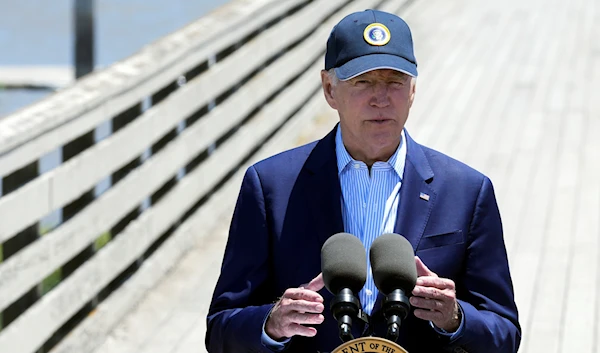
[330,288,361,343]
[382,289,410,343]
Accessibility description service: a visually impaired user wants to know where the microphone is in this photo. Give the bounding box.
[321,232,367,343]
[370,233,417,343]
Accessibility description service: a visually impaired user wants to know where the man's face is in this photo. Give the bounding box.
[321,69,416,163]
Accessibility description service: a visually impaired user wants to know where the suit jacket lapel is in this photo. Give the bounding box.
[394,130,436,251]
[304,125,344,247]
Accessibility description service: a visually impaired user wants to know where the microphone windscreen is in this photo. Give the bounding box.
[370,233,417,294]
[321,233,367,294]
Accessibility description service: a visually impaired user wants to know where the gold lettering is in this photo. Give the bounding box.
[380,344,396,353]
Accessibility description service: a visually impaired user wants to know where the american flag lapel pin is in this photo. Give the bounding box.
[419,192,430,201]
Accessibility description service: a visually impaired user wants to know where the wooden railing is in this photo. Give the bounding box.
[0,0,410,352]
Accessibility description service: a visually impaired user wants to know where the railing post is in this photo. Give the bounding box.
[74,0,95,79]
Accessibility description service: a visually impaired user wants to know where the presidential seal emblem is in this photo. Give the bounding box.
[363,23,391,46]
[332,337,408,353]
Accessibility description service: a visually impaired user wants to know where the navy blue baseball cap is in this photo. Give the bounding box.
[325,9,418,80]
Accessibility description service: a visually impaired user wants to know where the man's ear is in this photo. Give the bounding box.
[321,70,338,110]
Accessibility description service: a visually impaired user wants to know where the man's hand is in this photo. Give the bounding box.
[410,256,460,332]
[265,273,326,340]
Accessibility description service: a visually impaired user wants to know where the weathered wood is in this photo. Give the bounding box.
[377,0,409,13]
[0,0,341,314]
[560,13,599,348]
[48,66,329,353]
[0,50,325,353]
[0,0,302,177]
[86,69,340,353]
[0,0,346,244]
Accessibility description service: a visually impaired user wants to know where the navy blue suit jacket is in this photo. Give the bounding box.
[206,125,521,353]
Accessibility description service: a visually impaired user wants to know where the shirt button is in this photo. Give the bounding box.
[366,289,373,296]
[354,163,360,169]
[363,202,367,208]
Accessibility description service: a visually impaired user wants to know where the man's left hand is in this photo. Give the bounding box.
[410,256,460,332]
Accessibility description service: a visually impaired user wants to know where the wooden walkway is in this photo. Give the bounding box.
[87,0,600,352]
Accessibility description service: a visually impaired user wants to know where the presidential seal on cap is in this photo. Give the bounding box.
[325,9,418,80]
[364,23,391,46]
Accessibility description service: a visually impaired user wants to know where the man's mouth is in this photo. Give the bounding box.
[368,119,391,124]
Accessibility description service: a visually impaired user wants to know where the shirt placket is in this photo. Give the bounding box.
[362,167,385,314]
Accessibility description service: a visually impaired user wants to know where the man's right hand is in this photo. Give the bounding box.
[265,273,326,340]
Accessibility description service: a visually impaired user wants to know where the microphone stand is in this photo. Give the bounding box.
[382,289,410,343]
[330,288,361,343]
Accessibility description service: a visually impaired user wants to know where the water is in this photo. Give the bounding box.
[0,0,232,117]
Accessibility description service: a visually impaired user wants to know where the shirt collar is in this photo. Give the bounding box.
[335,124,406,180]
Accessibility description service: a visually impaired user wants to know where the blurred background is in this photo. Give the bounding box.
[0,0,230,118]
[0,0,597,353]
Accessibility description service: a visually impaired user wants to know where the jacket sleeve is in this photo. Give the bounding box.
[450,176,522,353]
[205,165,278,353]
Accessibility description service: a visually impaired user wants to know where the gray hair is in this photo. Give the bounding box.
[327,68,340,86]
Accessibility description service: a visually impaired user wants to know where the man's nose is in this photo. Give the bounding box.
[370,83,390,107]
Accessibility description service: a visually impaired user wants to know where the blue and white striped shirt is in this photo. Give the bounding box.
[335,125,406,315]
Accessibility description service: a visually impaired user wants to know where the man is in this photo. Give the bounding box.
[206,9,520,353]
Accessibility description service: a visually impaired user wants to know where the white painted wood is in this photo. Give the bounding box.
[377,0,409,14]
[497,0,565,337]
[0,0,341,241]
[403,0,485,144]
[48,73,330,353]
[0,0,302,178]
[0,50,326,353]
[0,0,346,244]
[0,38,319,313]
[560,120,599,353]
[0,0,344,311]
[0,173,52,238]
[558,0,598,350]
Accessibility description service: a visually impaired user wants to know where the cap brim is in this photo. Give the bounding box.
[334,53,418,81]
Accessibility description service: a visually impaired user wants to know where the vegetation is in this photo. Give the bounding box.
[41,269,63,296]
[94,231,112,251]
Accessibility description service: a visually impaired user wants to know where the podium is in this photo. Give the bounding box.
[332,337,408,353]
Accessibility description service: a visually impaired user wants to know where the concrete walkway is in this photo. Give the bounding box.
[89,0,600,352]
